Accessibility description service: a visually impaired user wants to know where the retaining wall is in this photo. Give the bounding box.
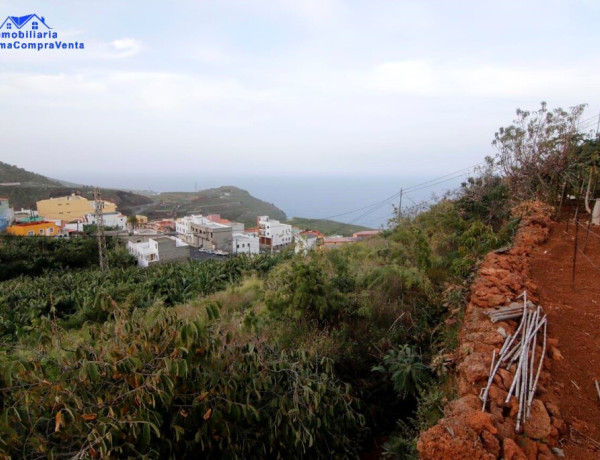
[418,202,564,460]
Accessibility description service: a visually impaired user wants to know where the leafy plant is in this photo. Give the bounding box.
[373,345,430,400]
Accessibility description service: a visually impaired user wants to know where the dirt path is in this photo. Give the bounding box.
[530,220,600,459]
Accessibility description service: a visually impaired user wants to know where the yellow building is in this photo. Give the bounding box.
[36,194,117,221]
[135,215,148,224]
[6,221,61,237]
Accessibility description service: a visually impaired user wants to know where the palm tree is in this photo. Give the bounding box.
[126,215,138,231]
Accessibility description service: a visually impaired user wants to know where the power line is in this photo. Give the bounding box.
[315,161,486,223]
[578,113,600,126]
[403,162,484,193]
[316,190,402,221]
[404,169,477,196]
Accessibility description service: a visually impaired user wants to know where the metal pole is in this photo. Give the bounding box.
[583,177,598,253]
[557,180,567,221]
[571,181,583,288]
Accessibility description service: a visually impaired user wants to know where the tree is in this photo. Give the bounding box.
[493,102,587,202]
[456,156,511,230]
[126,215,138,231]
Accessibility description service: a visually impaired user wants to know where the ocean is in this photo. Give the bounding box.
[59,174,468,229]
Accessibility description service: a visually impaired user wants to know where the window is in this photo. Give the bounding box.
[32,21,38,30]
[49,228,54,233]
[28,231,34,236]
[6,23,11,29]
[39,229,44,235]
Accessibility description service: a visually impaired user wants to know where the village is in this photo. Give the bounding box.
[0,193,380,267]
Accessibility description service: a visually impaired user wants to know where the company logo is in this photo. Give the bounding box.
[0,14,84,51]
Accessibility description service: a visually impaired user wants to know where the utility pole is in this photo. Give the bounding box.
[398,188,403,219]
[94,188,109,272]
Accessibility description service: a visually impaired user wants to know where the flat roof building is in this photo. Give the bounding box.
[37,194,117,222]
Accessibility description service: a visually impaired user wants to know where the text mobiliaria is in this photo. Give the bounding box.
[0,14,84,51]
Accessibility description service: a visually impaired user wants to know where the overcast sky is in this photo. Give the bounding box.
[2,0,599,181]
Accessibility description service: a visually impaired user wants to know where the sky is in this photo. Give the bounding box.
[1,0,600,186]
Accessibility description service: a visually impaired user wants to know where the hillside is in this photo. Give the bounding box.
[0,167,522,458]
[0,162,154,214]
[1,163,368,231]
[285,217,373,236]
[0,162,62,187]
[150,186,287,227]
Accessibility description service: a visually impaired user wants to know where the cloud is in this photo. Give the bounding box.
[107,71,278,110]
[0,73,106,96]
[108,38,142,58]
[360,60,600,100]
[0,70,278,113]
[275,0,346,24]
[363,61,440,94]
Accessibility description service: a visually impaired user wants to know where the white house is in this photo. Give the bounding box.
[258,216,293,251]
[176,214,239,251]
[127,236,189,268]
[232,232,259,255]
[85,212,127,230]
[294,232,320,254]
[175,215,196,245]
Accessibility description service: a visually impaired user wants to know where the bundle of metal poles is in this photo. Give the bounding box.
[480,291,548,432]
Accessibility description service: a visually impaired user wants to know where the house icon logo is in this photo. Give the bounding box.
[0,14,52,31]
[0,13,84,51]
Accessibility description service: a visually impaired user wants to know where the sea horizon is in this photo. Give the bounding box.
[55,173,468,229]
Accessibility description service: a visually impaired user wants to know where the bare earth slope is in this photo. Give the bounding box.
[529,220,600,459]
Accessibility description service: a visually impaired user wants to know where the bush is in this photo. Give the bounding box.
[372,345,430,401]
[0,304,365,458]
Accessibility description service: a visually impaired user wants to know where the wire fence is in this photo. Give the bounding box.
[567,212,600,284]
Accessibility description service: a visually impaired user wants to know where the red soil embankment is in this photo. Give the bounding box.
[418,202,564,460]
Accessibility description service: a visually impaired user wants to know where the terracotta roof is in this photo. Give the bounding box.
[207,214,231,225]
[324,237,359,244]
[353,230,382,238]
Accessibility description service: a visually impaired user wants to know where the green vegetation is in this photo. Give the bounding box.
[0,162,153,213]
[154,186,287,227]
[492,101,592,205]
[285,217,373,236]
[1,103,598,458]
[0,236,132,282]
[0,248,290,340]
[0,161,61,186]
[0,176,518,457]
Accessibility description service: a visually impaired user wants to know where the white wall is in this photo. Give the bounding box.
[259,216,293,247]
[233,233,259,255]
[86,213,127,230]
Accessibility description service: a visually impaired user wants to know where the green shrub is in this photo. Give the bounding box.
[372,345,430,401]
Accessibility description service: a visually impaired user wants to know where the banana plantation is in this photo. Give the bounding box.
[0,186,516,458]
